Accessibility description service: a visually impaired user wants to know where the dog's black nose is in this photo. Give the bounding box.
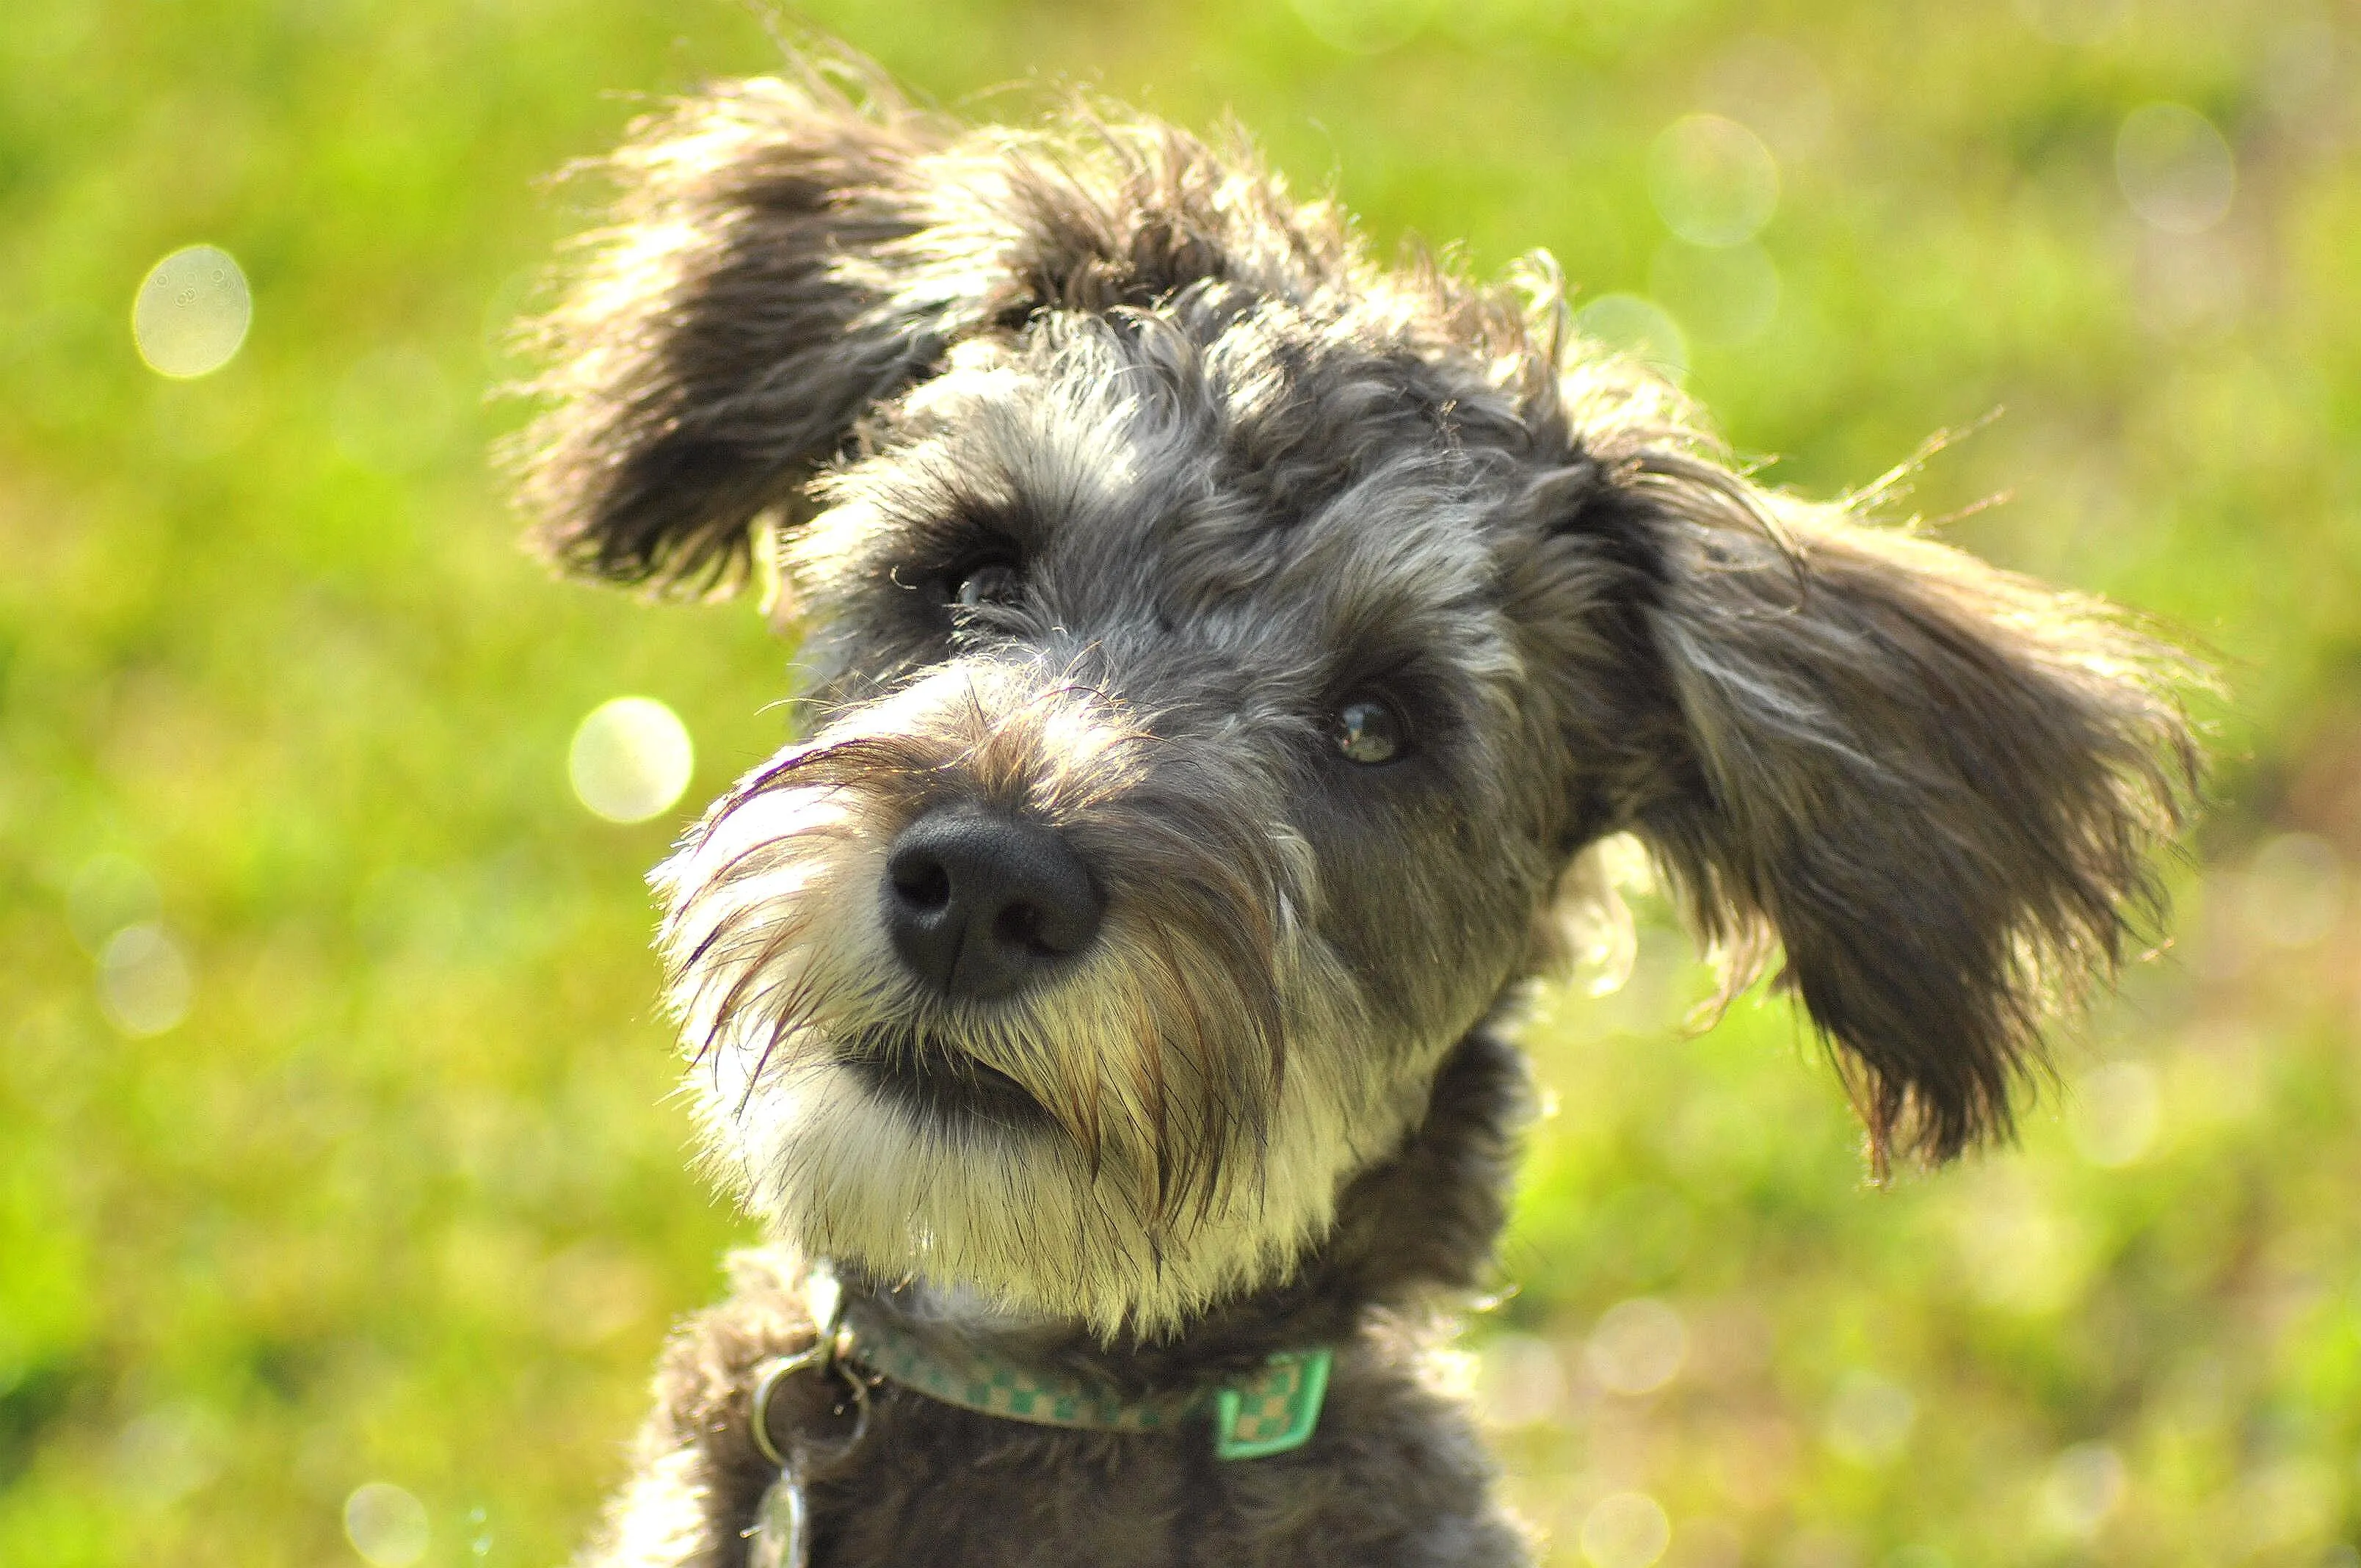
[882,809,1103,999]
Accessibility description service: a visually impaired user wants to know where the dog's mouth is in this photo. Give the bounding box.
[838,1028,1052,1134]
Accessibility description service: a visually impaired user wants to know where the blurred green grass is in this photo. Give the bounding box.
[2,1,2357,1564]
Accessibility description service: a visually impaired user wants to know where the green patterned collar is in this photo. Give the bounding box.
[819,1274,1333,1460]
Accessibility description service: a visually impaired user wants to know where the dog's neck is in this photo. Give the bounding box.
[833,1026,1530,1393]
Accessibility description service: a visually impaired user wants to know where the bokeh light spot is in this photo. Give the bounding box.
[569,697,694,824]
[1581,1490,1671,1568]
[98,923,194,1037]
[1586,1296,1687,1395]
[2041,1442,2125,1536]
[345,1481,430,1568]
[111,1403,223,1505]
[1824,1370,1916,1464]
[1954,1169,2095,1314]
[1288,0,1437,53]
[132,244,252,378]
[2244,832,2343,948]
[1573,294,1689,384]
[1647,115,1779,248]
[2116,104,2235,234]
[2068,1061,2162,1167]
[1474,1332,1566,1426]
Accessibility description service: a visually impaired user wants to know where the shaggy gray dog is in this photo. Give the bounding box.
[514,55,2199,1568]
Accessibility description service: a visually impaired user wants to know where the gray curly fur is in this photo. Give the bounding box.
[513,51,2203,1567]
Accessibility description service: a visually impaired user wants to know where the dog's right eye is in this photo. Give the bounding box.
[1332,696,1407,766]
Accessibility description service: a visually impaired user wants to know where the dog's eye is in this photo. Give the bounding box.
[949,558,1022,611]
[1332,696,1407,766]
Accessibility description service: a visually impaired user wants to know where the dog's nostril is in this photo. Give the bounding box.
[993,901,1056,957]
[881,808,1103,999]
[891,857,953,912]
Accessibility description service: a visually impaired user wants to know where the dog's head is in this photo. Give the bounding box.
[515,65,2199,1337]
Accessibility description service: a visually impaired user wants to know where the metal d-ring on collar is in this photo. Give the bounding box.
[748,1272,870,1472]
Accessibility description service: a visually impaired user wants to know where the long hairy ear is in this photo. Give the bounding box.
[508,64,951,592]
[1559,402,2202,1168]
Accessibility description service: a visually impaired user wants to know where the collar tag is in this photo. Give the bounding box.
[1211,1347,1333,1460]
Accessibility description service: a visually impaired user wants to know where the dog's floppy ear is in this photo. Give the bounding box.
[511,68,953,593]
[1557,399,2200,1168]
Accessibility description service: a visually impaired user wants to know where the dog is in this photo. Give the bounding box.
[510,54,2200,1568]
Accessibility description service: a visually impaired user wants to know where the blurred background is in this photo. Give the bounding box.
[2,0,2355,1564]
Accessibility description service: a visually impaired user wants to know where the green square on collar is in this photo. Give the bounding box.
[1211,1348,1333,1460]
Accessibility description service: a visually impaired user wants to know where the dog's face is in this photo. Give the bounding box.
[656,305,1567,1332]
[517,69,2198,1337]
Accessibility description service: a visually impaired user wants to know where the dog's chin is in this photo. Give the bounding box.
[695,1045,1346,1338]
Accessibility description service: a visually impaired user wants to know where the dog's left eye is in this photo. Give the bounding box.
[949,559,1022,611]
[1332,696,1407,766]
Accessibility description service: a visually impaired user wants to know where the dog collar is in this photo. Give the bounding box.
[816,1274,1333,1460]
